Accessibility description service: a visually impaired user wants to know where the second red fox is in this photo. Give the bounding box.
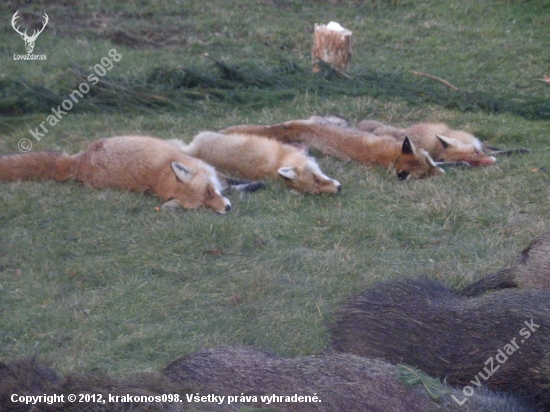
[172,131,342,194]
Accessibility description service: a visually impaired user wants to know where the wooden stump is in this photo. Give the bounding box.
[312,22,352,73]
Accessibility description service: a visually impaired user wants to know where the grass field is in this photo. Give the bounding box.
[1,0,549,381]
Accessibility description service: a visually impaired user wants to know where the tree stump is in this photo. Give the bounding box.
[312,22,352,73]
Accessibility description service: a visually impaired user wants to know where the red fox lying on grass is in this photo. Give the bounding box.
[0,135,256,213]
[221,117,444,181]
[170,131,341,194]
[357,120,499,167]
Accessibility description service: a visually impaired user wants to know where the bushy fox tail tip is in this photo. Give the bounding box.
[0,151,73,182]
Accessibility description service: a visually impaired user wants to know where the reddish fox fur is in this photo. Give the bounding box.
[0,135,232,213]
[221,118,444,180]
[357,120,497,167]
[173,131,341,194]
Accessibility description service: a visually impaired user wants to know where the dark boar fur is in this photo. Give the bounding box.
[0,358,62,410]
[459,231,550,297]
[0,358,237,412]
[0,352,534,412]
[331,279,550,410]
[164,345,533,412]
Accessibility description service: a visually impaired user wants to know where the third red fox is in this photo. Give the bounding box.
[0,135,237,213]
[221,117,444,180]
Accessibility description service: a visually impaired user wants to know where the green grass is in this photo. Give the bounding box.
[1,0,549,381]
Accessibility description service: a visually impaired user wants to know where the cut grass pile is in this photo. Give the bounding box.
[4,60,550,120]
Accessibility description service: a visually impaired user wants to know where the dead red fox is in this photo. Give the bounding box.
[357,120,497,167]
[221,118,444,180]
[171,131,341,194]
[0,135,234,213]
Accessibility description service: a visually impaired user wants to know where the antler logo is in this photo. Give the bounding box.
[11,11,49,54]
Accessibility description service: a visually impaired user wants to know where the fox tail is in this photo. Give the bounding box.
[0,151,73,182]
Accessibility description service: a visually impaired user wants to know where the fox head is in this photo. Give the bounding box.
[164,161,231,213]
[435,134,497,167]
[405,123,497,167]
[277,158,341,194]
[394,137,444,181]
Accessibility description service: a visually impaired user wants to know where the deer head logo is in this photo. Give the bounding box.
[11,11,49,54]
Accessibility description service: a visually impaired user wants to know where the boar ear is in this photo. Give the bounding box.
[171,162,194,183]
[277,166,298,181]
[436,134,457,149]
[402,136,416,155]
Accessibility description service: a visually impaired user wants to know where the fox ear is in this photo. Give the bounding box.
[402,136,416,155]
[436,134,457,149]
[277,166,298,181]
[171,162,194,183]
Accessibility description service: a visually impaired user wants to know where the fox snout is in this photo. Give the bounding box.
[211,197,232,214]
